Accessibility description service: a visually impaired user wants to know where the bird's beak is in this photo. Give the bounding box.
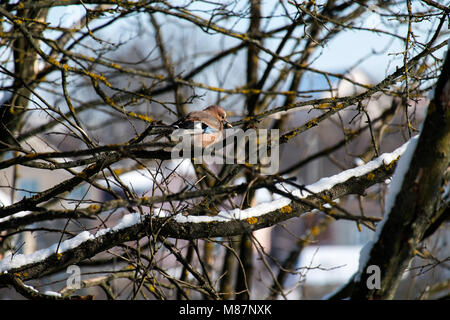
[223,120,232,128]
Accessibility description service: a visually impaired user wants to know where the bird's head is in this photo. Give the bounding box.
[204,105,232,128]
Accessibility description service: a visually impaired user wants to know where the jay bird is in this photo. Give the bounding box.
[171,105,232,147]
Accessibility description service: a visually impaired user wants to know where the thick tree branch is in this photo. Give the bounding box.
[349,45,450,300]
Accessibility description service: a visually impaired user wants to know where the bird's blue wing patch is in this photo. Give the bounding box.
[203,126,218,134]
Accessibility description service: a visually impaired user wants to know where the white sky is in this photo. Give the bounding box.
[2,1,446,122]
[47,1,449,83]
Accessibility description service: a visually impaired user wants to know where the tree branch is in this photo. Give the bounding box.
[0,140,410,286]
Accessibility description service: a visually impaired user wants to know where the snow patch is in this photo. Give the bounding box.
[43,290,62,297]
[383,135,420,217]
[0,231,93,272]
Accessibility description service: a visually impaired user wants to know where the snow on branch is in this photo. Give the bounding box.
[0,136,417,284]
[171,136,417,225]
[0,212,142,273]
[355,133,420,282]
